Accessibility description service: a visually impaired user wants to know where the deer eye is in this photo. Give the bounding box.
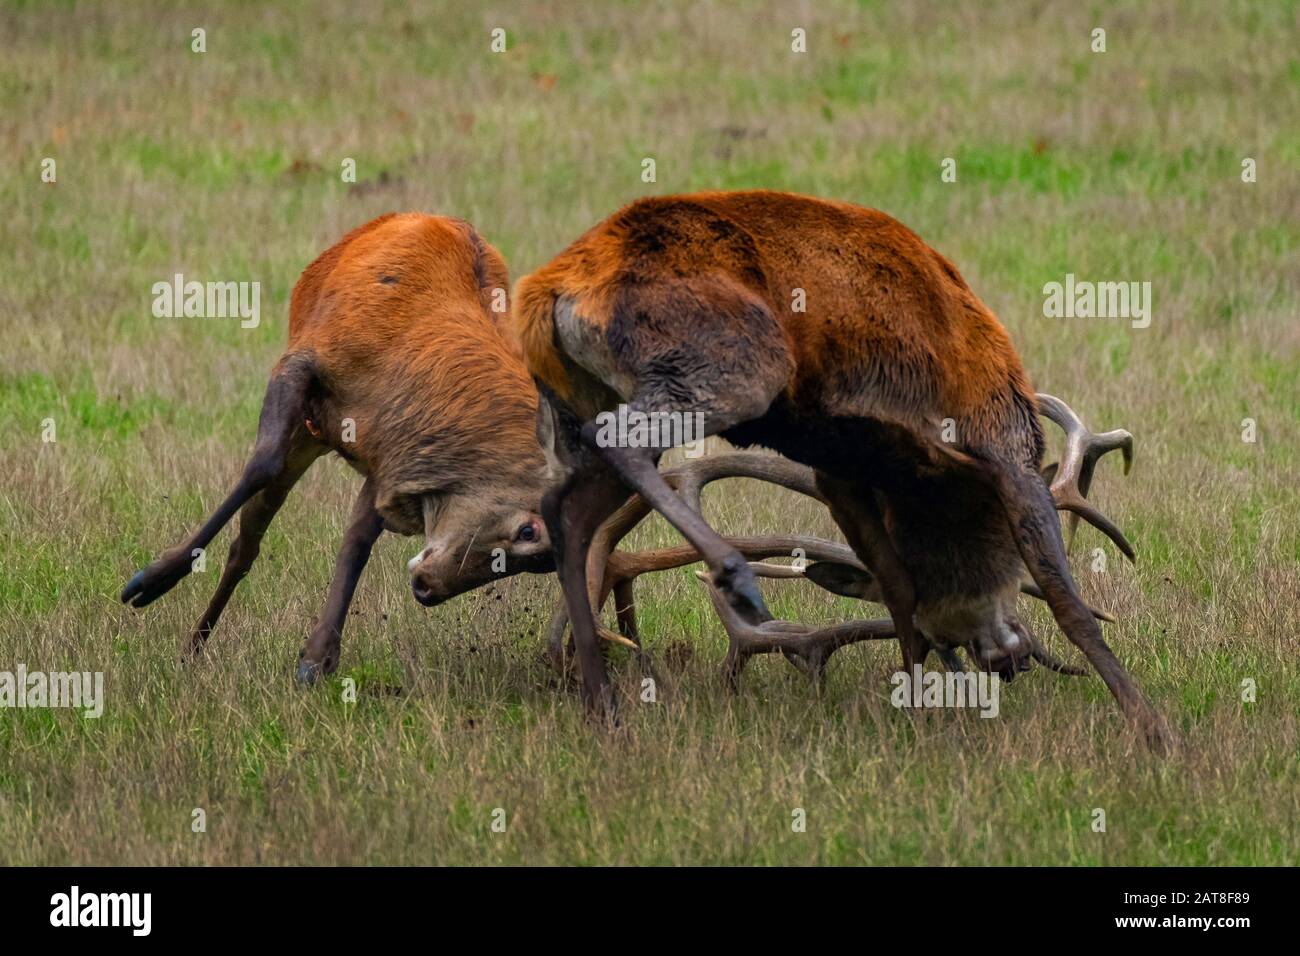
[514,521,538,543]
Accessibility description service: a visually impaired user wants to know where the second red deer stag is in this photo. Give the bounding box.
[515,189,1171,748]
[121,214,555,680]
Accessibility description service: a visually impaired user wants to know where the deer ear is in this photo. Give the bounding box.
[1041,461,1059,484]
[804,561,874,600]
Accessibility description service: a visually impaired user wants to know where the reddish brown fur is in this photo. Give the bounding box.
[515,190,1168,748]
[516,189,1041,470]
[285,213,540,531]
[122,213,553,677]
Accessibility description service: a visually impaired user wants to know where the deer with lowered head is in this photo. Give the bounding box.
[121,213,557,679]
[515,189,1171,748]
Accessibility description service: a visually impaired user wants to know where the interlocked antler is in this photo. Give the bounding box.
[698,571,1088,682]
[549,395,1135,685]
[694,570,897,683]
[545,452,840,668]
[1037,393,1135,560]
[544,531,860,662]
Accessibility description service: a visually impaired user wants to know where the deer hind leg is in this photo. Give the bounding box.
[296,477,385,684]
[991,463,1174,751]
[122,354,317,609]
[184,437,325,659]
[815,475,927,677]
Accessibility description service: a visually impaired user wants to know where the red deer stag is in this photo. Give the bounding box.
[121,213,556,681]
[515,189,1171,748]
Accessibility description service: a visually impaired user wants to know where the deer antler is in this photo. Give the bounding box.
[1036,393,1135,561]
[693,571,897,684]
[1019,581,1115,623]
[1006,616,1089,676]
[546,532,863,671]
[546,452,836,668]
[548,409,1132,683]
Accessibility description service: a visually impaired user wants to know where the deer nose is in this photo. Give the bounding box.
[409,551,440,606]
[411,568,438,606]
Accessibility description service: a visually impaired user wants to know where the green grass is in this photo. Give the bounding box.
[0,0,1297,864]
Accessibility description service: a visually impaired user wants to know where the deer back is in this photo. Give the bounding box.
[280,213,541,528]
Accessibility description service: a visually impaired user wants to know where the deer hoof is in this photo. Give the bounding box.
[585,692,620,728]
[716,557,772,626]
[120,560,188,608]
[295,659,323,686]
[121,569,146,600]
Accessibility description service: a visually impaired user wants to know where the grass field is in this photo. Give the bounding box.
[1,0,1297,865]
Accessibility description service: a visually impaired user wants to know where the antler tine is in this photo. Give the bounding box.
[1038,394,1133,496]
[544,602,637,677]
[748,562,806,579]
[1019,581,1116,623]
[546,532,862,676]
[607,534,862,586]
[1036,393,1136,562]
[693,571,895,686]
[661,451,824,512]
